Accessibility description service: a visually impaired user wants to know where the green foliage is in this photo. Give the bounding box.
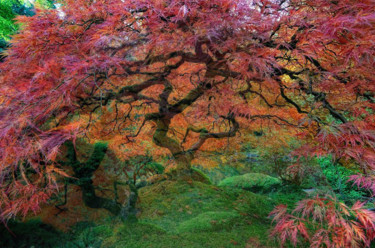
[58,222,112,248]
[0,1,16,19]
[266,184,307,209]
[218,173,282,193]
[0,0,52,41]
[176,211,239,233]
[0,0,18,40]
[319,157,367,203]
[34,0,55,8]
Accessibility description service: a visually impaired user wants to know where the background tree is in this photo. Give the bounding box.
[0,0,53,56]
[0,0,374,224]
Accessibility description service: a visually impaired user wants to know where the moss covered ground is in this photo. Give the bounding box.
[103,180,275,247]
[1,180,292,248]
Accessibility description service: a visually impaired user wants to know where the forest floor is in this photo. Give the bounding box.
[0,179,308,248]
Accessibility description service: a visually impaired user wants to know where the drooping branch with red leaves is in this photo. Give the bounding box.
[270,196,375,247]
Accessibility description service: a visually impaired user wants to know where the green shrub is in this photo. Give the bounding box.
[319,157,367,203]
[218,173,281,193]
[175,211,239,233]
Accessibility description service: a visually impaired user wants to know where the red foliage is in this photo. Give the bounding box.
[270,196,375,248]
[349,174,375,197]
[0,0,374,228]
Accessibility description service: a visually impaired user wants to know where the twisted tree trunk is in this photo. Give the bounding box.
[64,141,138,221]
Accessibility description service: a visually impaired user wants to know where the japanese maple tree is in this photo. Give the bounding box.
[0,0,374,229]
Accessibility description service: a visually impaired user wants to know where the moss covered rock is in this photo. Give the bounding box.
[218,173,281,193]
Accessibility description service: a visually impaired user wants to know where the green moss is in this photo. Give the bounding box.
[138,180,272,230]
[99,180,275,247]
[191,167,212,184]
[103,221,273,248]
[218,173,282,193]
[176,211,239,233]
[107,180,275,247]
[103,222,168,248]
[0,179,281,248]
[266,184,307,209]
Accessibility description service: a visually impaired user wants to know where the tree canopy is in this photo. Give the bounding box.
[0,0,374,227]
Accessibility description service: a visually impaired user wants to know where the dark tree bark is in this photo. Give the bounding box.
[64,141,138,221]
